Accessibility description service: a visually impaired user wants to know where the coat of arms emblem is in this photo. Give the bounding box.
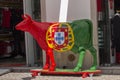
[46,23,74,52]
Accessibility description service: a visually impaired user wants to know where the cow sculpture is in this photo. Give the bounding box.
[16,14,97,72]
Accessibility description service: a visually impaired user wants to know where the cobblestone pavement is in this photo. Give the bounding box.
[0,72,120,80]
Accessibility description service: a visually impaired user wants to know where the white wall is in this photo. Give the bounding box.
[45,0,60,22]
[67,0,91,21]
[43,0,91,21]
[41,0,98,69]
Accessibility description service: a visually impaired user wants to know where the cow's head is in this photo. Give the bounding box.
[15,14,32,32]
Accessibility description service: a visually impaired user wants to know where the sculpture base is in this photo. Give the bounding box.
[30,68,101,78]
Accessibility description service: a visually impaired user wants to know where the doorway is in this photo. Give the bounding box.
[112,0,120,64]
[97,0,120,66]
[0,0,26,67]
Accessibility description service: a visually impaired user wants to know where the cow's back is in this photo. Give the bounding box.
[70,19,93,53]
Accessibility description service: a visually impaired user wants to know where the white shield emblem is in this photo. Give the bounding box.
[54,32,65,45]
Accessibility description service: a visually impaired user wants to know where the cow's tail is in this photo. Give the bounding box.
[84,19,93,46]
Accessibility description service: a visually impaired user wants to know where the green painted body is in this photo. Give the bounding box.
[69,19,97,72]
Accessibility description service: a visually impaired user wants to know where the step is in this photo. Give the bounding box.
[1,66,120,75]
[99,67,120,74]
[0,67,42,72]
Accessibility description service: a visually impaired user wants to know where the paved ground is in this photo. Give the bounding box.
[0,72,120,80]
[0,69,10,76]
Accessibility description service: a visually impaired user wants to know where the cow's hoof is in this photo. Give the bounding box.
[74,67,81,72]
[43,64,49,69]
[49,64,56,71]
[49,67,55,71]
[90,65,97,70]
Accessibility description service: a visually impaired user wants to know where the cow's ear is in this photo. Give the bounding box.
[25,14,32,20]
[22,14,31,20]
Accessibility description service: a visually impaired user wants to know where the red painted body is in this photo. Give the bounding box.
[16,14,56,71]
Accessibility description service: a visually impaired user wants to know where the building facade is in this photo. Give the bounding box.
[22,0,119,69]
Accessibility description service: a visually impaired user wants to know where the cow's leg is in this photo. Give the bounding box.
[43,51,50,70]
[74,47,86,72]
[47,48,56,71]
[88,46,97,70]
